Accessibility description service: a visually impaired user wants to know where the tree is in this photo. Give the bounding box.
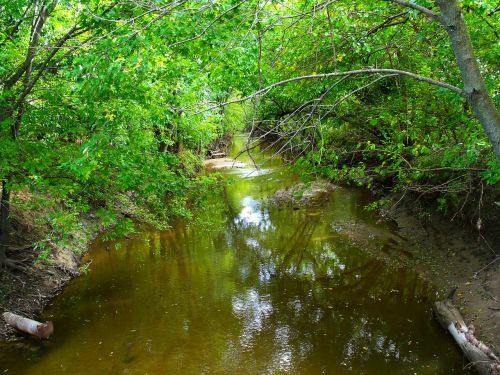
[0,0,230,268]
[221,0,499,157]
[0,0,82,269]
[395,0,499,157]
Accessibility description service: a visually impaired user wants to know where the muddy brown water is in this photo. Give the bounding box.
[0,136,463,374]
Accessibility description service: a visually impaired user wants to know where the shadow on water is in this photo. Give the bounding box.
[0,135,463,374]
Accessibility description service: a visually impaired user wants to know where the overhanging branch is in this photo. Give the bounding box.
[211,68,463,110]
[388,0,440,21]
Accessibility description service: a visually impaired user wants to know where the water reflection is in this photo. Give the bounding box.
[234,197,274,230]
[232,289,273,347]
[0,136,462,374]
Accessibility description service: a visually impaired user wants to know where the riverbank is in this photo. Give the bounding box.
[0,200,98,340]
[1,159,498,370]
[0,191,163,340]
[387,199,500,355]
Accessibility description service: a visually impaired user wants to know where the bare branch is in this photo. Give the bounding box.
[207,68,463,111]
[319,74,398,121]
[2,0,57,88]
[366,11,409,35]
[388,0,440,21]
[14,25,87,110]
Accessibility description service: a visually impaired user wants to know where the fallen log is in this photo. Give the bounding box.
[434,299,500,375]
[3,312,53,339]
[209,151,227,158]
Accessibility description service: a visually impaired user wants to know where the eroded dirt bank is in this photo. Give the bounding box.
[0,213,96,340]
[389,202,499,355]
[0,253,81,340]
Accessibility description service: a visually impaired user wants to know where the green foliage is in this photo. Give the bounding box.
[1,0,498,250]
[0,0,246,252]
[484,160,500,185]
[244,0,499,212]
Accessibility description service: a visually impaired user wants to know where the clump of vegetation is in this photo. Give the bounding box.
[267,181,338,207]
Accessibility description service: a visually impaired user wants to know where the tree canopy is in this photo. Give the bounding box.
[1,0,499,266]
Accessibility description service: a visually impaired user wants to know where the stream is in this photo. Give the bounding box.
[0,135,462,374]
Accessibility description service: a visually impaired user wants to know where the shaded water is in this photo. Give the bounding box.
[0,136,462,374]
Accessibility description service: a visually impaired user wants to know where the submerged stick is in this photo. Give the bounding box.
[434,299,499,375]
[3,312,53,339]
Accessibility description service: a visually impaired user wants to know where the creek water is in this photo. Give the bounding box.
[0,135,462,374]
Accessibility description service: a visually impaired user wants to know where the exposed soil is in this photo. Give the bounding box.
[203,157,245,170]
[0,196,98,341]
[0,251,79,340]
[386,199,500,356]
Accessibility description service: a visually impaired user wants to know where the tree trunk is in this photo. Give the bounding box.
[0,180,10,239]
[0,181,10,267]
[153,124,168,153]
[0,242,6,267]
[435,0,500,158]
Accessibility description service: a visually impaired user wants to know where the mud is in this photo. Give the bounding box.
[0,205,97,341]
[388,200,500,355]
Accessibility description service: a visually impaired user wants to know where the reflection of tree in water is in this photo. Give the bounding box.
[220,269,443,374]
[273,218,316,278]
[220,206,445,373]
[130,185,449,374]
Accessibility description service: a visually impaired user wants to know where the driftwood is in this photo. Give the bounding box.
[3,312,53,339]
[208,149,227,159]
[434,299,500,375]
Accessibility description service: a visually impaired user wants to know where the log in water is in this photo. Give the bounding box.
[3,312,53,339]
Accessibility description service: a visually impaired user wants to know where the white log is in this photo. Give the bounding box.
[3,312,53,339]
[434,300,499,375]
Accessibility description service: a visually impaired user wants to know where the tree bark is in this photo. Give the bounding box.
[2,0,55,89]
[0,181,10,239]
[435,0,500,158]
[0,181,11,266]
